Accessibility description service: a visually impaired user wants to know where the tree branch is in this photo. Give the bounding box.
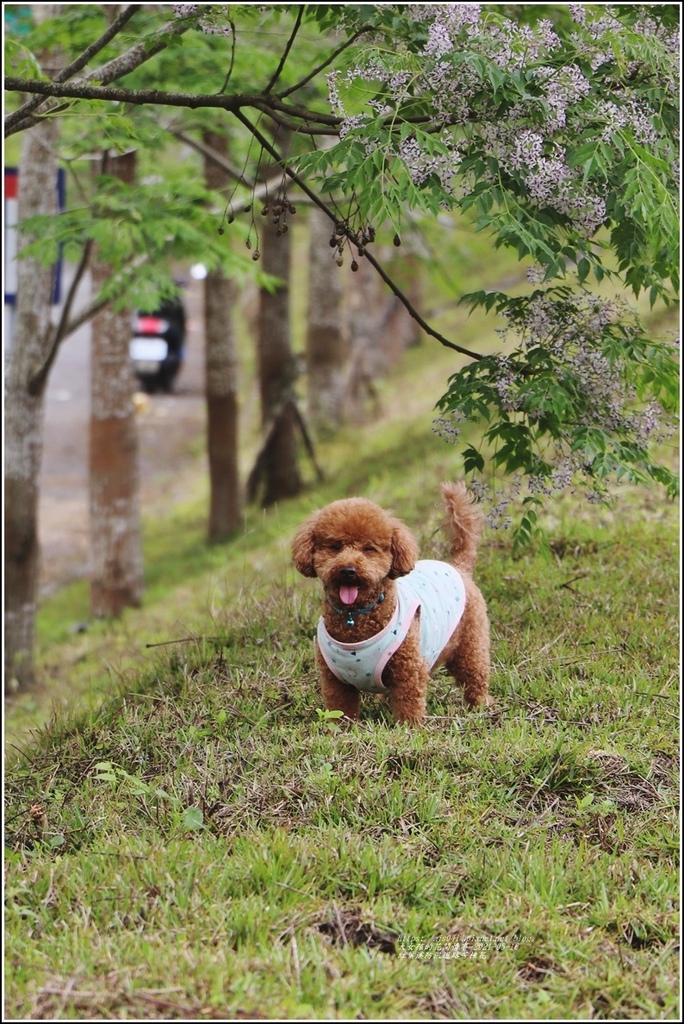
[4,77,341,132]
[28,248,157,386]
[251,107,338,136]
[82,18,188,84]
[5,4,142,132]
[28,240,93,397]
[218,19,236,94]
[234,110,484,362]
[174,130,259,188]
[5,75,444,139]
[278,26,373,99]
[263,5,304,94]
[174,129,319,213]
[5,17,191,137]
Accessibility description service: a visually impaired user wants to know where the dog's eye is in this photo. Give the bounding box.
[363,544,377,553]
[328,541,343,551]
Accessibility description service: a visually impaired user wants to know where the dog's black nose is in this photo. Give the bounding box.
[339,566,357,581]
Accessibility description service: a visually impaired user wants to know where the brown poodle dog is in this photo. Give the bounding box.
[292,482,490,724]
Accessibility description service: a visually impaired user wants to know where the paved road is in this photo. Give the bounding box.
[37,268,207,595]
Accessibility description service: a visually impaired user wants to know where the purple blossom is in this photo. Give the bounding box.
[534,65,591,130]
[327,70,344,117]
[399,137,429,184]
[424,20,453,58]
[398,133,461,188]
[432,410,465,442]
[492,356,520,412]
[598,99,658,146]
[526,264,546,285]
[551,461,574,491]
[339,115,367,140]
[410,4,481,37]
[326,3,674,261]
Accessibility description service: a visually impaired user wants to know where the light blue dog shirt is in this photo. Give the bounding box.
[316,560,466,694]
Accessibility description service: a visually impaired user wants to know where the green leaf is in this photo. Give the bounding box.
[182,806,205,831]
[566,141,599,169]
[577,258,590,284]
[463,446,485,474]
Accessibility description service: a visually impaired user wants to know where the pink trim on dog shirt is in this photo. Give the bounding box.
[316,560,466,694]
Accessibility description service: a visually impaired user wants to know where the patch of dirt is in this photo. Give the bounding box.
[517,953,560,983]
[21,973,267,1021]
[318,906,398,954]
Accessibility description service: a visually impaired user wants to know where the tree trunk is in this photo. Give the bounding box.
[345,258,385,422]
[305,206,348,432]
[89,150,144,617]
[253,132,302,505]
[344,243,423,421]
[203,131,241,541]
[385,246,423,352]
[4,111,59,692]
[257,208,295,426]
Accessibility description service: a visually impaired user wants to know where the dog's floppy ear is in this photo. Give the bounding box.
[292,514,319,577]
[389,518,418,578]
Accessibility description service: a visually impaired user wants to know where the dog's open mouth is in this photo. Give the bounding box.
[339,585,359,606]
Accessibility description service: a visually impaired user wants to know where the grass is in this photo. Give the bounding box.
[5,221,679,1019]
[5,408,679,1018]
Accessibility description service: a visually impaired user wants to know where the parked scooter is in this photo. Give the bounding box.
[130,293,186,393]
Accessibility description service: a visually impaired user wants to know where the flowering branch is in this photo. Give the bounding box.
[234,109,484,362]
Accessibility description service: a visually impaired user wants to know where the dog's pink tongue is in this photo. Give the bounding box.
[339,585,359,606]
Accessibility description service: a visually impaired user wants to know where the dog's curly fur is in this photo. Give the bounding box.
[292,482,491,724]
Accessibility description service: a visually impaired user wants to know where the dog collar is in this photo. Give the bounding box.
[326,592,385,627]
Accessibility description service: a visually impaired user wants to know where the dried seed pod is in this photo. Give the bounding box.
[288,203,296,214]
[393,234,401,247]
[261,205,270,216]
[329,236,337,248]
[218,226,225,235]
[351,260,359,272]
[246,239,252,249]
[244,204,252,213]
[252,250,261,261]
[336,256,344,266]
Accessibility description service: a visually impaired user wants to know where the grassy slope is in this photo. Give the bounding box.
[5,221,679,1018]
[5,361,679,1019]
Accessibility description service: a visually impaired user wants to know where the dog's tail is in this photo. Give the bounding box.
[440,481,484,572]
